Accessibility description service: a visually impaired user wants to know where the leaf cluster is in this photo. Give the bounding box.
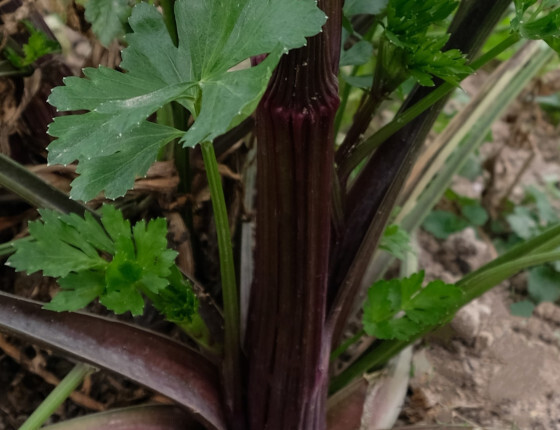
[362,271,464,340]
[511,0,560,53]
[377,0,472,89]
[7,205,197,320]
[3,21,59,69]
[379,224,412,260]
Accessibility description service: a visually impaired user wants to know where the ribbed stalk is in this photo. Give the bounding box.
[245,2,341,427]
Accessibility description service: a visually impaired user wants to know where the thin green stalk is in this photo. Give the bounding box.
[0,241,16,257]
[330,329,365,361]
[200,140,242,423]
[19,363,94,430]
[157,101,195,258]
[460,251,560,301]
[335,66,360,135]
[159,0,178,46]
[172,104,191,195]
[200,141,239,345]
[0,237,34,258]
[460,223,560,287]
[338,33,521,179]
[335,19,378,137]
[176,314,223,356]
[329,338,409,394]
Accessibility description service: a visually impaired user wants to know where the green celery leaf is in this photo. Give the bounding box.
[507,206,539,240]
[69,123,183,201]
[344,0,388,16]
[386,0,458,38]
[104,252,145,315]
[48,81,195,165]
[133,218,178,294]
[512,0,560,53]
[379,224,412,260]
[403,279,463,326]
[367,318,418,340]
[44,271,105,312]
[4,21,59,68]
[100,205,135,254]
[8,205,183,317]
[363,271,463,340]
[340,40,374,66]
[422,210,469,239]
[461,204,488,226]
[180,51,282,147]
[510,300,535,317]
[101,286,145,316]
[400,272,425,304]
[363,278,403,324]
[154,265,199,323]
[80,0,132,47]
[375,0,471,92]
[525,185,559,225]
[22,30,59,64]
[341,74,373,89]
[47,0,326,202]
[7,210,108,278]
[528,265,560,303]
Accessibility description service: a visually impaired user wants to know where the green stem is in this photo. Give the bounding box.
[334,66,361,136]
[200,140,242,422]
[329,338,410,394]
[138,284,220,357]
[334,18,378,137]
[338,33,521,179]
[200,141,239,346]
[0,241,16,257]
[157,101,195,259]
[159,0,178,46]
[460,222,560,287]
[176,314,223,356]
[460,251,560,302]
[19,363,94,430]
[330,329,365,361]
[172,104,191,195]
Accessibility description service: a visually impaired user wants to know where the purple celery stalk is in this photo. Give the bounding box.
[245,1,341,428]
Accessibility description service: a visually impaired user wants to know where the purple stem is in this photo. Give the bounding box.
[245,1,341,428]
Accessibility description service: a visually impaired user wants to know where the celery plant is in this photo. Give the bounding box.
[2,0,560,429]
